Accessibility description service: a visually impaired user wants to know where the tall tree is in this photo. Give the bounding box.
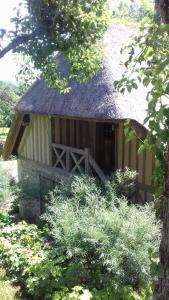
[0,81,19,127]
[155,0,169,23]
[0,0,109,92]
[153,2,169,299]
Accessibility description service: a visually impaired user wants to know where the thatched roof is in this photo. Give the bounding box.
[16,23,148,126]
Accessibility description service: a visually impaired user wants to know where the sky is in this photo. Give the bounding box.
[0,0,20,83]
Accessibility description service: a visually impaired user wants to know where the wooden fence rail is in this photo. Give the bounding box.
[51,143,106,183]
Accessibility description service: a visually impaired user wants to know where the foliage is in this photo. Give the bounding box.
[111,0,153,22]
[43,175,160,291]
[0,174,161,300]
[0,268,21,300]
[0,0,109,92]
[0,219,46,284]
[114,15,169,198]
[14,54,41,96]
[0,127,9,141]
[52,286,92,300]
[105,167,138,199]
[0,81,20,127]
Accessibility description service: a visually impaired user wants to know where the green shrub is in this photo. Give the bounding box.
[51,285,152,300]
[43,175,160,292]
[0,174,160,300]
[0,268,21,300]
[0,220,45,282]
[105,167,138,200]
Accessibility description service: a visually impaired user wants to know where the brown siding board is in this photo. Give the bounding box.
[76,120,80,148]
[128,140,132,168]
[145,151,153,186]
[82,121,87,149]
[61,119,67,145]
[130,138,137,171]
[57,118,61,144]
[66,119,70,146]
[117,123,123,169]
[115,126,119,170]
[70,120,75,147]
[124,139,129,168]
[88,122,96,157]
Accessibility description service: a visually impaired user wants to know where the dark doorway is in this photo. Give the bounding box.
[96,123,115,173]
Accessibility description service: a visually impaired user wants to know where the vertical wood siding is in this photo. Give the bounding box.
[52,117,96,158]
[116,121,154,202]
[18,115,154,203]
[18,115,51,165]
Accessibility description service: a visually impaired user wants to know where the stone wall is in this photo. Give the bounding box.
[17,159,41,222]
[17,158,66,222]
[17,158,40,185]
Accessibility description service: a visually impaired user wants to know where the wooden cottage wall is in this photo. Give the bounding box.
[51,117,96,157]
[116,121,154,202]
[17,115,154,203]
[18,115,51,165]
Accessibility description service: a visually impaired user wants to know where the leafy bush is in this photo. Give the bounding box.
[0,174,160,299]
[43,175,160,292]
[0,268,21,300]
[0,81,19,127]
[105,167,137,199]
[0,221,45,279]
[51,285,152,300]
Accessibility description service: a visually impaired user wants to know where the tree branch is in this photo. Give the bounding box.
[0,34,32,59]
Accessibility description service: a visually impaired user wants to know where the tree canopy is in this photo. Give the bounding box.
[112,0,153,21]
[0,81,20,127]
[0,0,109,92]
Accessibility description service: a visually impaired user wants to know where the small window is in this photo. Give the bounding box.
[22,114,30,126]
[104,124,114,138]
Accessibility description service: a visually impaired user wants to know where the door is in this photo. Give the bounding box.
[96,123,115,173]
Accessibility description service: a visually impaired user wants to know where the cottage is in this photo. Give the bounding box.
[3,24,154,209]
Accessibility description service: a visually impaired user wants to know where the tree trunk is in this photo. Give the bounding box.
[155,0,169,23]
[153,137,169,300]
[153,2,169,299]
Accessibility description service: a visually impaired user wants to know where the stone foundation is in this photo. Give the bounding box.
[17,158,66,222]
[17,158,40,185]
[19,197,41,223]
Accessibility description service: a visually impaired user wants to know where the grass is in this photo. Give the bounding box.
[0,269,22,300]
[0,128,9,142]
